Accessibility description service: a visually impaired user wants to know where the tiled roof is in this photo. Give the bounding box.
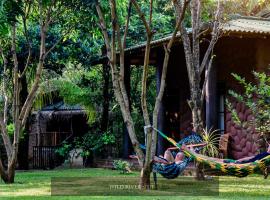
[91,16,270,64]
[221,16,270,35]
[125,16,270,52]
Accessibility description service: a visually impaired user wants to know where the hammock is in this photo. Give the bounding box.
[152,126,270,178]
[152,133,203,179]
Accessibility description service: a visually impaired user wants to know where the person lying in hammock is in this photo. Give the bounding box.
[143,143,207,165]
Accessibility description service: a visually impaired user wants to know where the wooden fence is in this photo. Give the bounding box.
[33,146,64,169]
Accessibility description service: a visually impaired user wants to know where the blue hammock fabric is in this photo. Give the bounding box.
[177,132,203,146]
[153,133,203,179]
[153,157,193,179]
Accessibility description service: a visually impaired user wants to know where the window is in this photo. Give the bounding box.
[218,94,225,134]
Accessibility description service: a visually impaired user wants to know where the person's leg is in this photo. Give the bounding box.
[164,150,175,163]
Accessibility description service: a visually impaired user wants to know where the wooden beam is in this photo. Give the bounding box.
[156,51,166,156]
[205,60,217,130]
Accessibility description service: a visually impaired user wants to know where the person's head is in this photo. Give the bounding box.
[175,152,185,164]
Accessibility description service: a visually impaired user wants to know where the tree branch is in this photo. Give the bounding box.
[149,0,153,29]
[199,0,222,75]
[110,0,130,111]
[123,0,132,49]
[0,116,12,159]
[131,0,152,36]
[20,0,33,78]
[19,0,55,126]
[96,0,145,167]
[151,0,189,157]
[11,24,20,130]
[174,0,195,87]
[0,48,9,125]
[201,51,214,102]
[95,1,111,59]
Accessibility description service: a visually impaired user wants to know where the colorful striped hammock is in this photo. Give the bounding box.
[152,127,270,178]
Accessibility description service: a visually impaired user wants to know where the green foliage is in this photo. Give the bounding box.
[113,160,132,174]
[226,99,241,126]
[80,130,116,155]
[55,141,72,159]
[101,131,116,145]
[6,123,14,136]
[228,70,270,138]
[200,128,220,157]
[37,63,102,124]
[56,130,116,164]
[56,137,90,166]
[0,0,23,35]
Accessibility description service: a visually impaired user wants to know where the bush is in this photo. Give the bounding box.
[227,70,270,149]
[113,160,132,174]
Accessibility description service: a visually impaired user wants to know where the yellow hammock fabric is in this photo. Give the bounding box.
[184,149,270,177]
[154,127,270,178]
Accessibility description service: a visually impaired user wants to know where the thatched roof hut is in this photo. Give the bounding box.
[28,102,89,168]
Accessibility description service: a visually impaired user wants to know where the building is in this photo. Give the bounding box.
[94,15,270,159]
[28,102,89,169]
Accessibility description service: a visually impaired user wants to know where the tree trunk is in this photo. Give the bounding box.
[0,166,15,184]
[0,156,17,184]
[191,105,204,134]
[190,86,204,134]
[191,104,205,180]
[6,165,16,184]
[195,162,205,181]
[190,90,205,180]
[0,160,8,183]
[140,164,151,189]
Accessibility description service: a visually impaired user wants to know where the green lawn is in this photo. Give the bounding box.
[0,168,269,200]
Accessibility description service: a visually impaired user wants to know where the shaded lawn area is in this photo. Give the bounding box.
[0,168,269,200]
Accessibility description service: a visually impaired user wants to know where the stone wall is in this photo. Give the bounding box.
[225,101,260,159]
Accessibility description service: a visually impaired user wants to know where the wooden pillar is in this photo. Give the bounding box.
[123,59,132,158]
[101,47,110,132]
[156,55,166,156]
[101,62,110,132]
[206,61,217,130]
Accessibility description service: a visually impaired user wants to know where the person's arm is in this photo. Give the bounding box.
[167,147,178,150]
[187,142,207,147]
[167,143,207,150]
[153,156,170,164]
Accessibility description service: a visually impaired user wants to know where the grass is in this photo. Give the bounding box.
[0,168,269,200]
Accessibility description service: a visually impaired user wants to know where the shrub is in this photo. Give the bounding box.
[113,160,132,174]
[200,128,220,157]
[227,70,270,148]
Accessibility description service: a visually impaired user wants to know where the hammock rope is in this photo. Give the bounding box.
[151,126,270,178]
